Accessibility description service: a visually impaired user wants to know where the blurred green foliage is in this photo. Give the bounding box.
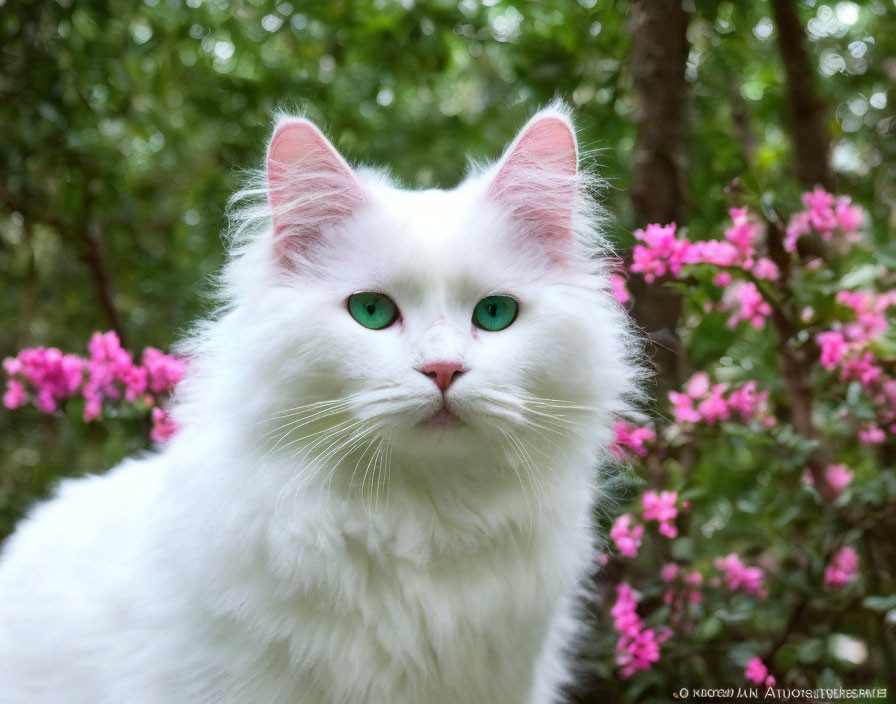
[1,0,895,698]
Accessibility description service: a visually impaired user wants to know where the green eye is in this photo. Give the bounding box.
[347,292,399,330]
[473,295,519,331]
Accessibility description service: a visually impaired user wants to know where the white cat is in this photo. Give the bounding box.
[0,105,637,703]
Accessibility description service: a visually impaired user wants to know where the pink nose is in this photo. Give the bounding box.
[419,361,466,393]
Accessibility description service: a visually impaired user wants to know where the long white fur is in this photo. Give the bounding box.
[0,104,639,703]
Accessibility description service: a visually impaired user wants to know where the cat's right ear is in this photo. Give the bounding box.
[266,118,366,259]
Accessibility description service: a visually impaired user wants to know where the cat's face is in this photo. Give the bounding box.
[239,108,630,467]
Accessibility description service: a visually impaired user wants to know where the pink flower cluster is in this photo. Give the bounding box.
[610,513,644,557]
[598,189,880,683]
[818,291,895,383]
[630,197,860,336]
[744,657,776,688]
[611,421,656,458]
[610,491,686,556]
[660,563,704,610]
[642,490,679,538]
[611,583,670,678]
[83,332,147,420]
[3,332,184,443]
[816,289,896,443]
[824,546,859,589]
[723,282,772,329]
[784,186,863,252]
[669,373,773,427]
[2,348,83,413]
[816,330,850,370]
[714,554,767,598]
[836,290,896,341]
[630,209,779,288]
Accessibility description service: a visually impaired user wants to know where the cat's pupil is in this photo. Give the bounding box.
[365,303,377,316]
[487,304,498,317]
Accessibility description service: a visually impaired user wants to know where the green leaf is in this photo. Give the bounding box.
[862,595,896,613]
[796,637,824,664]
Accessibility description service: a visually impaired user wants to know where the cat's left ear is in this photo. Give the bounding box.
[486,108,578,249]
[266,118,366,260]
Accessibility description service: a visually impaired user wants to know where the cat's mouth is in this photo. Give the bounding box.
[424,403,462,429]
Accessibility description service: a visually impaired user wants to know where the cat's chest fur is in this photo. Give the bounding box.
[141,450,592,704]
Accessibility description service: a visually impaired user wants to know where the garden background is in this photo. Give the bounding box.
[2,0,895,701]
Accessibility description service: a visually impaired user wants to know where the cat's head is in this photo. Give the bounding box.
[210,105,636,476]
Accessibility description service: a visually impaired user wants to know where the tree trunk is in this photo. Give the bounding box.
[770,0,835,190]
[768,0,836,499]
[626,0,691,401]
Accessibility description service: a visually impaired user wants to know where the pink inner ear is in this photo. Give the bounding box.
[506,118,577,175]
[266,120,365,259]
[488,115,578,250]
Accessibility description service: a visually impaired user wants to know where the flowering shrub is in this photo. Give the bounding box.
[2,188,893,697]
[3,332,183,443]
[594,187,894,696]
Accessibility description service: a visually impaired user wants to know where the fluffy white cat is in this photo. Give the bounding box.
[0,105,637,703]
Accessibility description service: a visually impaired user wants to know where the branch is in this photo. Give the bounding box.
[764,214,835,500]
[0,180,126,344]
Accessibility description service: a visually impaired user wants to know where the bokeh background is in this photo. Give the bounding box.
[2,0,895,701]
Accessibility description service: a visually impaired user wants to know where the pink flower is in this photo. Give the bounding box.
[610,513,644,558]
[83,331,137,420]
[672,377,771,427]
[784,210,811,252]
[660,563,679,583]
[3,347,84,413]
[611,584,663,678]
[825,546,859,589]
[664,566,704,610]
[824,464,853,496]
[724,207,757,260]
[685,239,740,267]
[727,381,769,421]
[612,421,656,458]
[669,391,701,424]
[616,628,661,678]
[840,352,882,389]
[751,257,780,281]
[744,657,776,687]
[610,273,630,306]
[816,331,849,369]
[686,372,711,398]
[715,554,766,597]
[642,490,677,523]
[696,386,731,425]
[631,223,688,282]
[610,583,643,638]
[835,197,862,232]
[836,290,893,342]
[2,379,26,409]
[858,424,885,445]
[713,272,732,287]
[725,282,771,329]
[5,333,185,443]
[804,185,838,237]
[785,188,862,251]
[642,490,679,538]
[150,407,179,443]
